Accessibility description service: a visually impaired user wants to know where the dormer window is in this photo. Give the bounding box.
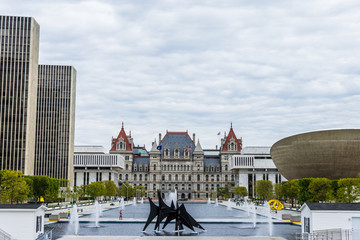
[228,138,237,151]
[184,146,190,158]
[117,138,126,150]
[174,148,180,158]
[165,148,170,157]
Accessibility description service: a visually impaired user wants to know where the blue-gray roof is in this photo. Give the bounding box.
[204,156,221,166]
[133,157,150,171]
[159,132,195,157]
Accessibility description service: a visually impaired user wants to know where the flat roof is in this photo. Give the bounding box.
[0,204,44,209]
[305,202,360,211]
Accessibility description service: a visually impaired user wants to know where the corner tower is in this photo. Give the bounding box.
[220,123,242,184]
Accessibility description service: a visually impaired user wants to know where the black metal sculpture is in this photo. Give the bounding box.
[142,190,205,233]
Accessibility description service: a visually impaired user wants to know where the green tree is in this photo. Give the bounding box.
[329,180,339,201]
[256,180,273,200]
[45,178,60,202]
[283,179,300,207]
[134,185,146,198]
[274,183,284,200]
[86,181,105,200]
[217,184,233,199]
[234,186,248,198]
[29,175,50,203]
[337,178,360,203]
[298,178,313,204]
[119,183,134,199]
[104,180,118,198]
[308,178,331,202]
[0,170,29,204]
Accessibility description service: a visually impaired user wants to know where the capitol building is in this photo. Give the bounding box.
[74,123,286,199]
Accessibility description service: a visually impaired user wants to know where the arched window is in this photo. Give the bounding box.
[162,184,165,190]
[165,148,169,157]
[188,184,192,190]
[211,165,214,172]
[134,164,137,171]
[182,184,185,190]
[197,175,200,181]
[145,174,148,181]
[168,174,172,181]
[211,184,214,190]
[175,184,178,190]
[168,184,172,190]
[125,174,128,180]
[126,164,129,170]
[153,164,156,171]
[162,174,165,181]
[134,174,137,181]
[145,184,148,190]
[139,174,142,181]
[153,184,156,190]
[119,174,122,180]
[188,175,191,181]
[225,165,228,171]
[217,174,220,181]
[153,174,156,181]
[211,175,214,181]
[205,184,209,191]
[225,175,228,181]
[231,175,234,181]
[182,174,185,181]
[197,165,200,171]
[178,165,180,171]
[206,175,209,181]
[175,174,178,181]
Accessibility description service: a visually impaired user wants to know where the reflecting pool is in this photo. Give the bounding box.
[45,202,301,239]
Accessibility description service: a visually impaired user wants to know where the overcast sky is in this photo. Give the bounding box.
[2,0,360,150]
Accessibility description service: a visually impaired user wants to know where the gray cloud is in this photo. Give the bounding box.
[2,0,360,150]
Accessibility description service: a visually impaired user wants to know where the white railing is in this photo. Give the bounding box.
[74,154,124,168]
[0,228,11,240]
[296,229,356,240]
[230,155,254,169]
[36,229,53,240]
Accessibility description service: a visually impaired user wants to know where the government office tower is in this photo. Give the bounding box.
[0,15,76,184]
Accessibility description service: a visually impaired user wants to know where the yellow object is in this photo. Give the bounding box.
[268,199,284,210]
[40,197,44,202]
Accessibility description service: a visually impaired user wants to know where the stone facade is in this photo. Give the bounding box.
[110,123,242,199]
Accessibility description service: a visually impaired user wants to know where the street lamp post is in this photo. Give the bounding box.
[123,184,129,203]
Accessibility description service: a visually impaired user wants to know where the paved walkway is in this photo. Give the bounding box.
[45,201,132,224]
[218,201,301,223]
[59,236,286,240]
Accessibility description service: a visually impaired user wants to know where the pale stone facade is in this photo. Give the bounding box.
[110,123,242,199]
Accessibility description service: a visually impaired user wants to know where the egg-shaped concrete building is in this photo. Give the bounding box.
[270,129,360,180]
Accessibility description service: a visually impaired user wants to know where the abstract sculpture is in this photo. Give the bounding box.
[143,190,205,233]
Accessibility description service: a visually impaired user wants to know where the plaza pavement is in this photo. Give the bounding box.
[47,200,300,240]
[59,236,286,240]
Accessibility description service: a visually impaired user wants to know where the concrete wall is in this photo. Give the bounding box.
[301,205,360,233]
[0,208,44,240]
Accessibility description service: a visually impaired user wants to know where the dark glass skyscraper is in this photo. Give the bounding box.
[0,16,40,175]
[35,65,76,183]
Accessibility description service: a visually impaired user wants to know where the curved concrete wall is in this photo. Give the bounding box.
[270,129,360,180]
